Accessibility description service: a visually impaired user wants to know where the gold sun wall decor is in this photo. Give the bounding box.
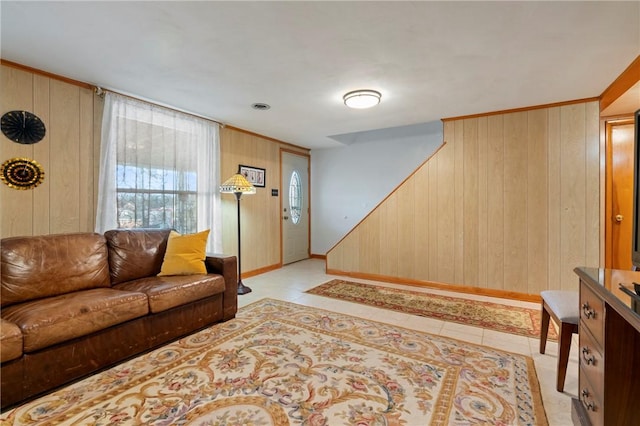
[0,157,45,190]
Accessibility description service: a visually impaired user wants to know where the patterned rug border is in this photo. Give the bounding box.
[245,298,546,360]
[1,298,549,426]
[306,279,557,340]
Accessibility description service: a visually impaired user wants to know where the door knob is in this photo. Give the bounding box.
[615,214,624,222]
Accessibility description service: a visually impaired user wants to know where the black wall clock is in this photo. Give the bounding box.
[1,110,46,144]
[0,157,45,190]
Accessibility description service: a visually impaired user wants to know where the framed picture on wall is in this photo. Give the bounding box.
[239,165,266,187]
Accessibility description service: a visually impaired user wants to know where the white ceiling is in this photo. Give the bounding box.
[1,1,639,150]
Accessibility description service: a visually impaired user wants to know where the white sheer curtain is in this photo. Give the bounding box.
[96,92,221,253]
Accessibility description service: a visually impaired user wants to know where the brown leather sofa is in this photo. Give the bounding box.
[0,229,237,410]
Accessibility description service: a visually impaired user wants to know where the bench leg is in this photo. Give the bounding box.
[540,303,550,354]
[556,322,574,392]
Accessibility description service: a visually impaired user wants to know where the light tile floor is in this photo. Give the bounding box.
[238,259,578,426]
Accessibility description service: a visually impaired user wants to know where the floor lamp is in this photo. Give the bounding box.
[220,173,256,295]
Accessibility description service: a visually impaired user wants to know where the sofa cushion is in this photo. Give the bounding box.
[158,230,209,276]
[1,288,149,352]
[1,233,111,308]
[0,319,23,362]
[105,228,171,285]
[114,274,225,313]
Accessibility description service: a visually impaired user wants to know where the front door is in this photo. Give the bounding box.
[606,119,635,270]
[281,151,309,264]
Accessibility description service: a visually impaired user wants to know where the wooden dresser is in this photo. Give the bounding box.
[572,267,640,426]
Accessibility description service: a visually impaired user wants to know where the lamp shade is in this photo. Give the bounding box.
[220,173,256,194]
[343,90,381,109]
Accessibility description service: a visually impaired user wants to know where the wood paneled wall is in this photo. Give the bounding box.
[220,127,308,275]
[1,63,309,277]
[2,62,600,290]
[1,65,100,237]
[327,101,601,295]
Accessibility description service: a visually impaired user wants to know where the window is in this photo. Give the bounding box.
[116,165,197,231]
[96,92,221,252]
[289,170,302,225]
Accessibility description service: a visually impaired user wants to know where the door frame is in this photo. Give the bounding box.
[280,148,311,264]
[604,116,635,268]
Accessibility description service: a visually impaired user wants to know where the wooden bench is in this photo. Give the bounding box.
[540,290,579,392]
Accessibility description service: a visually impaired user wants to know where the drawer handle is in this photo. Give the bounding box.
[581,347,596,365]
[581,389,597,412]
[582,302,596,319]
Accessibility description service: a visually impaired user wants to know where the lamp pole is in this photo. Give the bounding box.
[235,191,252,294]
[219,173,255,295]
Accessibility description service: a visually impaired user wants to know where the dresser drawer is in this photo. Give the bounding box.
[578,325,604,401]
[580,282,604,346]
[579,368,604,426]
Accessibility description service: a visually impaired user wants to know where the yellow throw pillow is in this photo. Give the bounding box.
[158,229,210,276]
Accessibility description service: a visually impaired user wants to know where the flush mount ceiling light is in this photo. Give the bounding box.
[343,90,381,109]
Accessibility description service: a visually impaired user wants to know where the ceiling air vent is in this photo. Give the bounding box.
[251,103,271,110]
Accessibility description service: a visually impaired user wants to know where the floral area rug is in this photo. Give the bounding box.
[0,298,548,425]
[307,279,557,340]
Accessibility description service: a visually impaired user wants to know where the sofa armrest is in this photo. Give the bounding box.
[205,254,238,320]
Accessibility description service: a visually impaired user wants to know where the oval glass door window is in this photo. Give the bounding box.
[289,170,302,224]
